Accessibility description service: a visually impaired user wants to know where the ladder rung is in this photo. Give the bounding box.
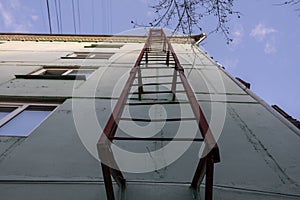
[139,67,175,69]
[140,62,176,65]
[119,117,196,122]
[111,137,204,142]
[136,75,177,79]
[143,58,174,60]
[126,101,190,106]
[130,90,185,94]
[146,54,167,56]
[148,51,166,53]
[145,58,170,60]
[131,82,182,86]
[147,55,168,58]
[142,59,171,61]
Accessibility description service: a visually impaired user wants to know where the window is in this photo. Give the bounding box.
[0,104,57,137]
[0,107,16,120]
[15,67,95,80]
[84,44,123,48]
[62,52,114,59]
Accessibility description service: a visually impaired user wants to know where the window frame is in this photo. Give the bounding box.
[15,67,95,80]
[0,103,58,137]
[61,52,114,59]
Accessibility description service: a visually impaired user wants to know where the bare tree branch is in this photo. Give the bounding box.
[274,0,300,16]
[132,0,241,43]
[273,0,300,6]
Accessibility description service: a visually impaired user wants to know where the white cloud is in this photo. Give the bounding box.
[250,23,277,41]
[0,0,35,32]
[231,24,244,47]
[31,15,39,21]
[0,2,13,27]
[233,30,242,42]
[264,40,277,54]
[250,23,277,54]
[8,0,21,10]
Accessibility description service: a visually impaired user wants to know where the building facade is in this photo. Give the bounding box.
[0,30,299,200]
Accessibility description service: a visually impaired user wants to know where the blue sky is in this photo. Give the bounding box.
[0,0,299,119]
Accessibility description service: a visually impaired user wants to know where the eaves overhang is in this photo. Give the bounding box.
[0,33,193,44]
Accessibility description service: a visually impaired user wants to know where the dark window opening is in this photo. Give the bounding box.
[62,52,114,59]
[15,68,95,80]
[39,69,68,76]
[84,44,124,48]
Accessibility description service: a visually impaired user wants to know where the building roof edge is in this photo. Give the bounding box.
[0,33,192,43]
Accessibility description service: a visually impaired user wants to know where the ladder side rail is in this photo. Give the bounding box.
[191,157,207,188]
[204,153,215,200]
[161,29,220,157]
[137,66,143,100]
[179,73,220,158]
[97,30,152,142]
[101,163,115,200]
[97,30,153,200]
[161,29,220,200]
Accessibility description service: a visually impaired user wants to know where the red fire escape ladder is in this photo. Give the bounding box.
[97,29,220,200]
